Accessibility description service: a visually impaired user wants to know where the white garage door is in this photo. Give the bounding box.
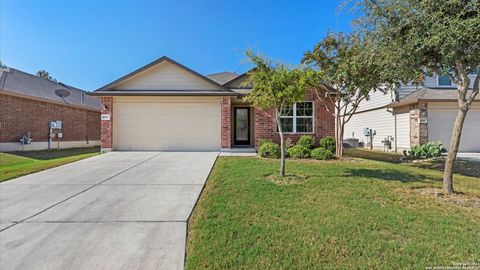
[428,105,480,152]
[395,110,411,149]
[114,99,221,151]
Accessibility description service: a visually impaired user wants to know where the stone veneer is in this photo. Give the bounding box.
[409,102,428,146]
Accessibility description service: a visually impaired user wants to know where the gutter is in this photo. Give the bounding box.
[88,91,240,97]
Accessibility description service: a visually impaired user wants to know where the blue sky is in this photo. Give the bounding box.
[1,0,352,91]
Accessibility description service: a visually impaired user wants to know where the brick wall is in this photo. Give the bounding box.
[221,97,232,148]
[100,96,113,149]
[253,90,335,146]
[409,102,428,146]
[0,93,100,143]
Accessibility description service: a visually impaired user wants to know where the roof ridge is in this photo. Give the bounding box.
[207,71,237,76]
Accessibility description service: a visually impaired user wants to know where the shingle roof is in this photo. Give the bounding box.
[0,67,100,110]
[206,72,240,85]
[389,87,479,108]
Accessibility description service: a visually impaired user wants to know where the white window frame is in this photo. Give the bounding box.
[278,102,315,134]
[437,75,452,87]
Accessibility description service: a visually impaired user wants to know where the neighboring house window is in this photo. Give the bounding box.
[278,102,314,133]
[437,75,452,86]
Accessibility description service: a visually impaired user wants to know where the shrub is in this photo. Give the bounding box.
[258,138,273,148]
[296,135,316,149]
[319,136,336,153]
[287,145,311,159]
[311,147,334,160]
[403,141,446,160]
[258,141,281,158]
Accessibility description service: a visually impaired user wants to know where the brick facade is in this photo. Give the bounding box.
[0,93,100,144]
[100,96,113,150]
[96,92,335,150]
[253,90,335,146]
[221,97,232,148]
[409,102,428,146]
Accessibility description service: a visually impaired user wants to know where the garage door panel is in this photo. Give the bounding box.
[114,102,221,151]
[428,109,480,152]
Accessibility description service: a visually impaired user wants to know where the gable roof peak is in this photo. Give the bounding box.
[95,56,233,92]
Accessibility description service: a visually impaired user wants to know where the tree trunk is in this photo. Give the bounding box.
[443,107,467,194]
[335,107,343,157]
[338,122,345,157]
[442,67,478,194]
[279,131,286,177]
[276,111,286,177]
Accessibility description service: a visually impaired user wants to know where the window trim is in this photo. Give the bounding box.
[278,102,315,134]
[437,75,452,87]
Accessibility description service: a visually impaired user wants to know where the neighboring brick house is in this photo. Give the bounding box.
[0,67,101,151]
[89,56,334,152]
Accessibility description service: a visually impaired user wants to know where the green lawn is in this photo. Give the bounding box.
[345,148,480,178]
[186,157,480,269]
[0,147,100,182]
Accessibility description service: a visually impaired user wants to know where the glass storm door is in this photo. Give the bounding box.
[234,108,250,145]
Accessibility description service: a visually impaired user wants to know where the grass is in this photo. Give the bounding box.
[186,157,480,269]
[345,148,480,178]
[344,148,404,163]
[0,147,100,182]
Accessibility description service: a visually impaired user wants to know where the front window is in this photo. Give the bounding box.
[438,75,452,86]
[279,102,314,133]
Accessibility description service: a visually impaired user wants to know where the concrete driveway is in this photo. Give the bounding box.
[0,151,218,270]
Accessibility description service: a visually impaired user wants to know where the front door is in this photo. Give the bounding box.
[234,107,250,145]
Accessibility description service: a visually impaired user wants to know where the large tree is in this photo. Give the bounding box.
[244,50,309,177]
[352,0,480,193]
[302,32,399,157]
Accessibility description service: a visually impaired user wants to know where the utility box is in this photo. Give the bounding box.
[50,120,62,129]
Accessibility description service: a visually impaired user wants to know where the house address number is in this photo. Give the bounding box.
[101,114,111,121]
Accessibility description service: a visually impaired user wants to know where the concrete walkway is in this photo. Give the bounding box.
[0,151,218,270]
[457,152,480,162]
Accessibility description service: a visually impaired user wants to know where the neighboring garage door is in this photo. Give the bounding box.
[428,103,480,152]
[395,109,411,149]
[114,97,221,151]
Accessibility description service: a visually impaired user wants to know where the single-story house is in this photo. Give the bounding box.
[344,73,480,152]
[0,67,101,151]
[90,56,334,152]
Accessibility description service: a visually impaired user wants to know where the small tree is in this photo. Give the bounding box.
[302,32,398,157]
[244,50,308,176]
[353,0,480,193]
[36,70,57,82]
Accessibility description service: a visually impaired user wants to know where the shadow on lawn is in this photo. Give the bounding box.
[7,146,100,160]
[412,158,480,178]
[345,168,438,183]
